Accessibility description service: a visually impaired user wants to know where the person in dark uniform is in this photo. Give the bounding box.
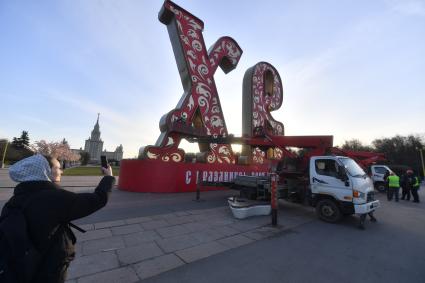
[410,171,421,203]
[383,169,390,194]
[400,170,411,201]
[383,170,390,182]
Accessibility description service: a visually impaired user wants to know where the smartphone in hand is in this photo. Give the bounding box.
[101,155,108,169]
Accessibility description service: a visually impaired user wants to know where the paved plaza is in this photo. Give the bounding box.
[66,206,300,282]
[1,169,425,283]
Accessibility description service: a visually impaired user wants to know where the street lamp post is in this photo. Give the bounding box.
[419,148,425,180]
[1,139,9,168]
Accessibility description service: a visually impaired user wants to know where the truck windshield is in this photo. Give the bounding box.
[339,158,366,177]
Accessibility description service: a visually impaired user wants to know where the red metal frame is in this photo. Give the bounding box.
[330,148,386,169]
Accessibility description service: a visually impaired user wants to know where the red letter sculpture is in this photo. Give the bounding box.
[242,62,284,163]
[143,0,243,164]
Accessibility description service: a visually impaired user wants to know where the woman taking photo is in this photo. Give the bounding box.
[1,154,115,283]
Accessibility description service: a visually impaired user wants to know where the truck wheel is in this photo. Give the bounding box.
[375,182,386,193]
[316,199,342,223]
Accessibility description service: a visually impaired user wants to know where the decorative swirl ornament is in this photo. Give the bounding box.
[207,153,216,163]
[192,40,203,51]
[171,153,182,162]
[146,151,158,159]
[274,148,283,160]
[252,147,265,164]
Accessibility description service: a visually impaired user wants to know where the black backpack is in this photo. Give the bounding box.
[0,196,44,283]
[0,195,86,283]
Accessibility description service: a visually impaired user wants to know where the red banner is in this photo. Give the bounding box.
[119,159,269,193]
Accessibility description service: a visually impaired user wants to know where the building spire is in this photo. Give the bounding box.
[91,113,101,141]
[94,113,100,130]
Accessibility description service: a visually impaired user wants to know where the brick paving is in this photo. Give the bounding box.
[65,205,312,282]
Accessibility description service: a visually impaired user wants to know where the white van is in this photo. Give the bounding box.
[369,165,393,192]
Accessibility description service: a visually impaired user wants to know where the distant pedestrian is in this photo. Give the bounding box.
[1,154,115,283]
[410,171,421,203]
[383,169,390,181]
[383,169,390,192]
[384,170,391,198]
[387,172,400,202]
[400,171,411,201]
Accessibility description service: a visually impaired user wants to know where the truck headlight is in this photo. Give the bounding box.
[353,190,365,199]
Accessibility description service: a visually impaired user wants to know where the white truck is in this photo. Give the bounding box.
[369,165,393,192]
[308,156,380,224]
[233,155,380,229]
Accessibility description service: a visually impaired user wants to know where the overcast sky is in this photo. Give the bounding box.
[1,0,424,158]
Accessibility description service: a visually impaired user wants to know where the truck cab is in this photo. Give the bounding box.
[369,165,393,192]
[309,156,380,223]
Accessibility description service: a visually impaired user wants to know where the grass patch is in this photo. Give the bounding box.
[63,166,120,176]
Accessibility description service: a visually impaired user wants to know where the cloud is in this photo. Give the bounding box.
[387,0,425,16]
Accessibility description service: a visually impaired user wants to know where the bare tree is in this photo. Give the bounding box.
[373,135,424,175]
[341,139,374,152]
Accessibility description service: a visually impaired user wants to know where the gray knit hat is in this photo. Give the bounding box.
[9,154,52,182]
